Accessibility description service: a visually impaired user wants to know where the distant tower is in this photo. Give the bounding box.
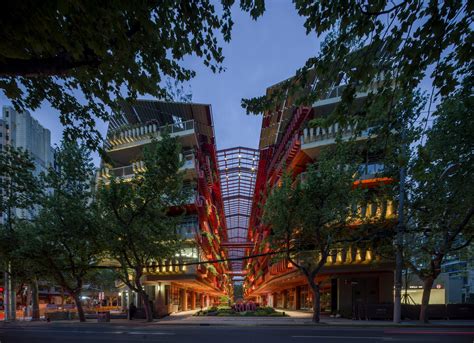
[1,106,54,221]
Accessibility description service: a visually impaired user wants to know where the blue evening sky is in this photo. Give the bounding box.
[0,2,319,165]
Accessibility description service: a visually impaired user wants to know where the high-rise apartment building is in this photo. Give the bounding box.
[98,100,229,317]
[243,77,396,318]
[0,106,54,221]
[1,106,53,174]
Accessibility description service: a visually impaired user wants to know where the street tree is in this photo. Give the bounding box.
[243,1,472,119]
[262,143,381,323]
[0,146,40,320]
[98,132,188,322]
[242,1,472,323]
[18,142,103,322]
[405,80,474,323]
[0,1,264,149]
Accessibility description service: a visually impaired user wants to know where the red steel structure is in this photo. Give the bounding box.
[99,100,231,316]
[244,77,396,317]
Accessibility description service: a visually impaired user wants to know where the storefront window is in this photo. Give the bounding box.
[287,288,295,309]
[300,286,313,310]
[170,285,180,305]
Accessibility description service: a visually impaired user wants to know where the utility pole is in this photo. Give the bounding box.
[394,125,406,323]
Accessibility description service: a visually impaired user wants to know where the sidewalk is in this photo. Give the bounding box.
[1,309,473,328]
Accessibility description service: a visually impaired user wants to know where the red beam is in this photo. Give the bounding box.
[221,242,254,248]
[226,271,247,275]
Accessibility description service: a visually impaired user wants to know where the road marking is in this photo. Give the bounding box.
[127,332,175,335]
[385,330,474,336]
[292,336,383,340]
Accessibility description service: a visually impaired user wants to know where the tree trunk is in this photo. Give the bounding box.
[31,279,40,321]
[72,293,86,322]
[140,289,153,322]
[419,277,434,323]
[60,288,65,305]
[309,282,321,323]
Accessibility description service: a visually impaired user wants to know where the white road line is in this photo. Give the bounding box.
[127,332,175,335]
[292,336,383,340]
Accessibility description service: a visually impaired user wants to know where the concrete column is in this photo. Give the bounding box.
[183,289,188,311]
[200,293,205,309]
[268,293,273,308]
[191,292,196,310]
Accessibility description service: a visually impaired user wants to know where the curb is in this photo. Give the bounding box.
[1,321,473,329]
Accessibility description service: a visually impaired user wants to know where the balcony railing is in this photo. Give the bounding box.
[323,85,346,100]
[301,123,377,145]
[313,84,369,104]
[357,163,385,179]
[106,120,195,150]
[99,153,196,180]
[144,257,198,274]
[99,161,145,180]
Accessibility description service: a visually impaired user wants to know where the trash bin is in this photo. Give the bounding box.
[97,311,111,322]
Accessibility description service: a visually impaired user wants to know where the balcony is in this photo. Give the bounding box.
[297,163,385,186]
[300,123,375,159]
[105,120,197,152]
[312,85,368,107]
[357,163,385,180]
[179,220,199,240]
[98,153,197,183]
[143,258,199,276]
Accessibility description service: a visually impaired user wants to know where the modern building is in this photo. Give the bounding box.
[0,106,54,319]
[98,100,230,317]
[242,77,396,318]
[0,106,54,221]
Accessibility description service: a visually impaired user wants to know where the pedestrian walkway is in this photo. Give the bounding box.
[1,310,473,328]
[160,309,201,321]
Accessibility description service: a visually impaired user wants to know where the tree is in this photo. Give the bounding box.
[405,80,473,323]
[242,1,472,323]
[18,142,103,322]
[0,1,264,149]
[98,132,188,322]
[0,146,40,320]
[262,143,371,323]
[243,1,472,118]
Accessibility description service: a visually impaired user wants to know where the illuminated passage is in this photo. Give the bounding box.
[217,147,259,281]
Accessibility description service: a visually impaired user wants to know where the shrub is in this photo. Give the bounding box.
[218,306,232,311]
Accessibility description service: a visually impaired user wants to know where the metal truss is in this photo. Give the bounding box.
[217,147,259,277]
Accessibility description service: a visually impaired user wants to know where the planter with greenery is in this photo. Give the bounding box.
[194,306,287,317]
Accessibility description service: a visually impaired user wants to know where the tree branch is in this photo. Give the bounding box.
[358,1,407,16]
[0,51,100,77]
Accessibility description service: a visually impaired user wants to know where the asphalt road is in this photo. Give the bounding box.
[1,325,473,342]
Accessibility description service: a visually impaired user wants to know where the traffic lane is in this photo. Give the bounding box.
[0,325,473,343]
